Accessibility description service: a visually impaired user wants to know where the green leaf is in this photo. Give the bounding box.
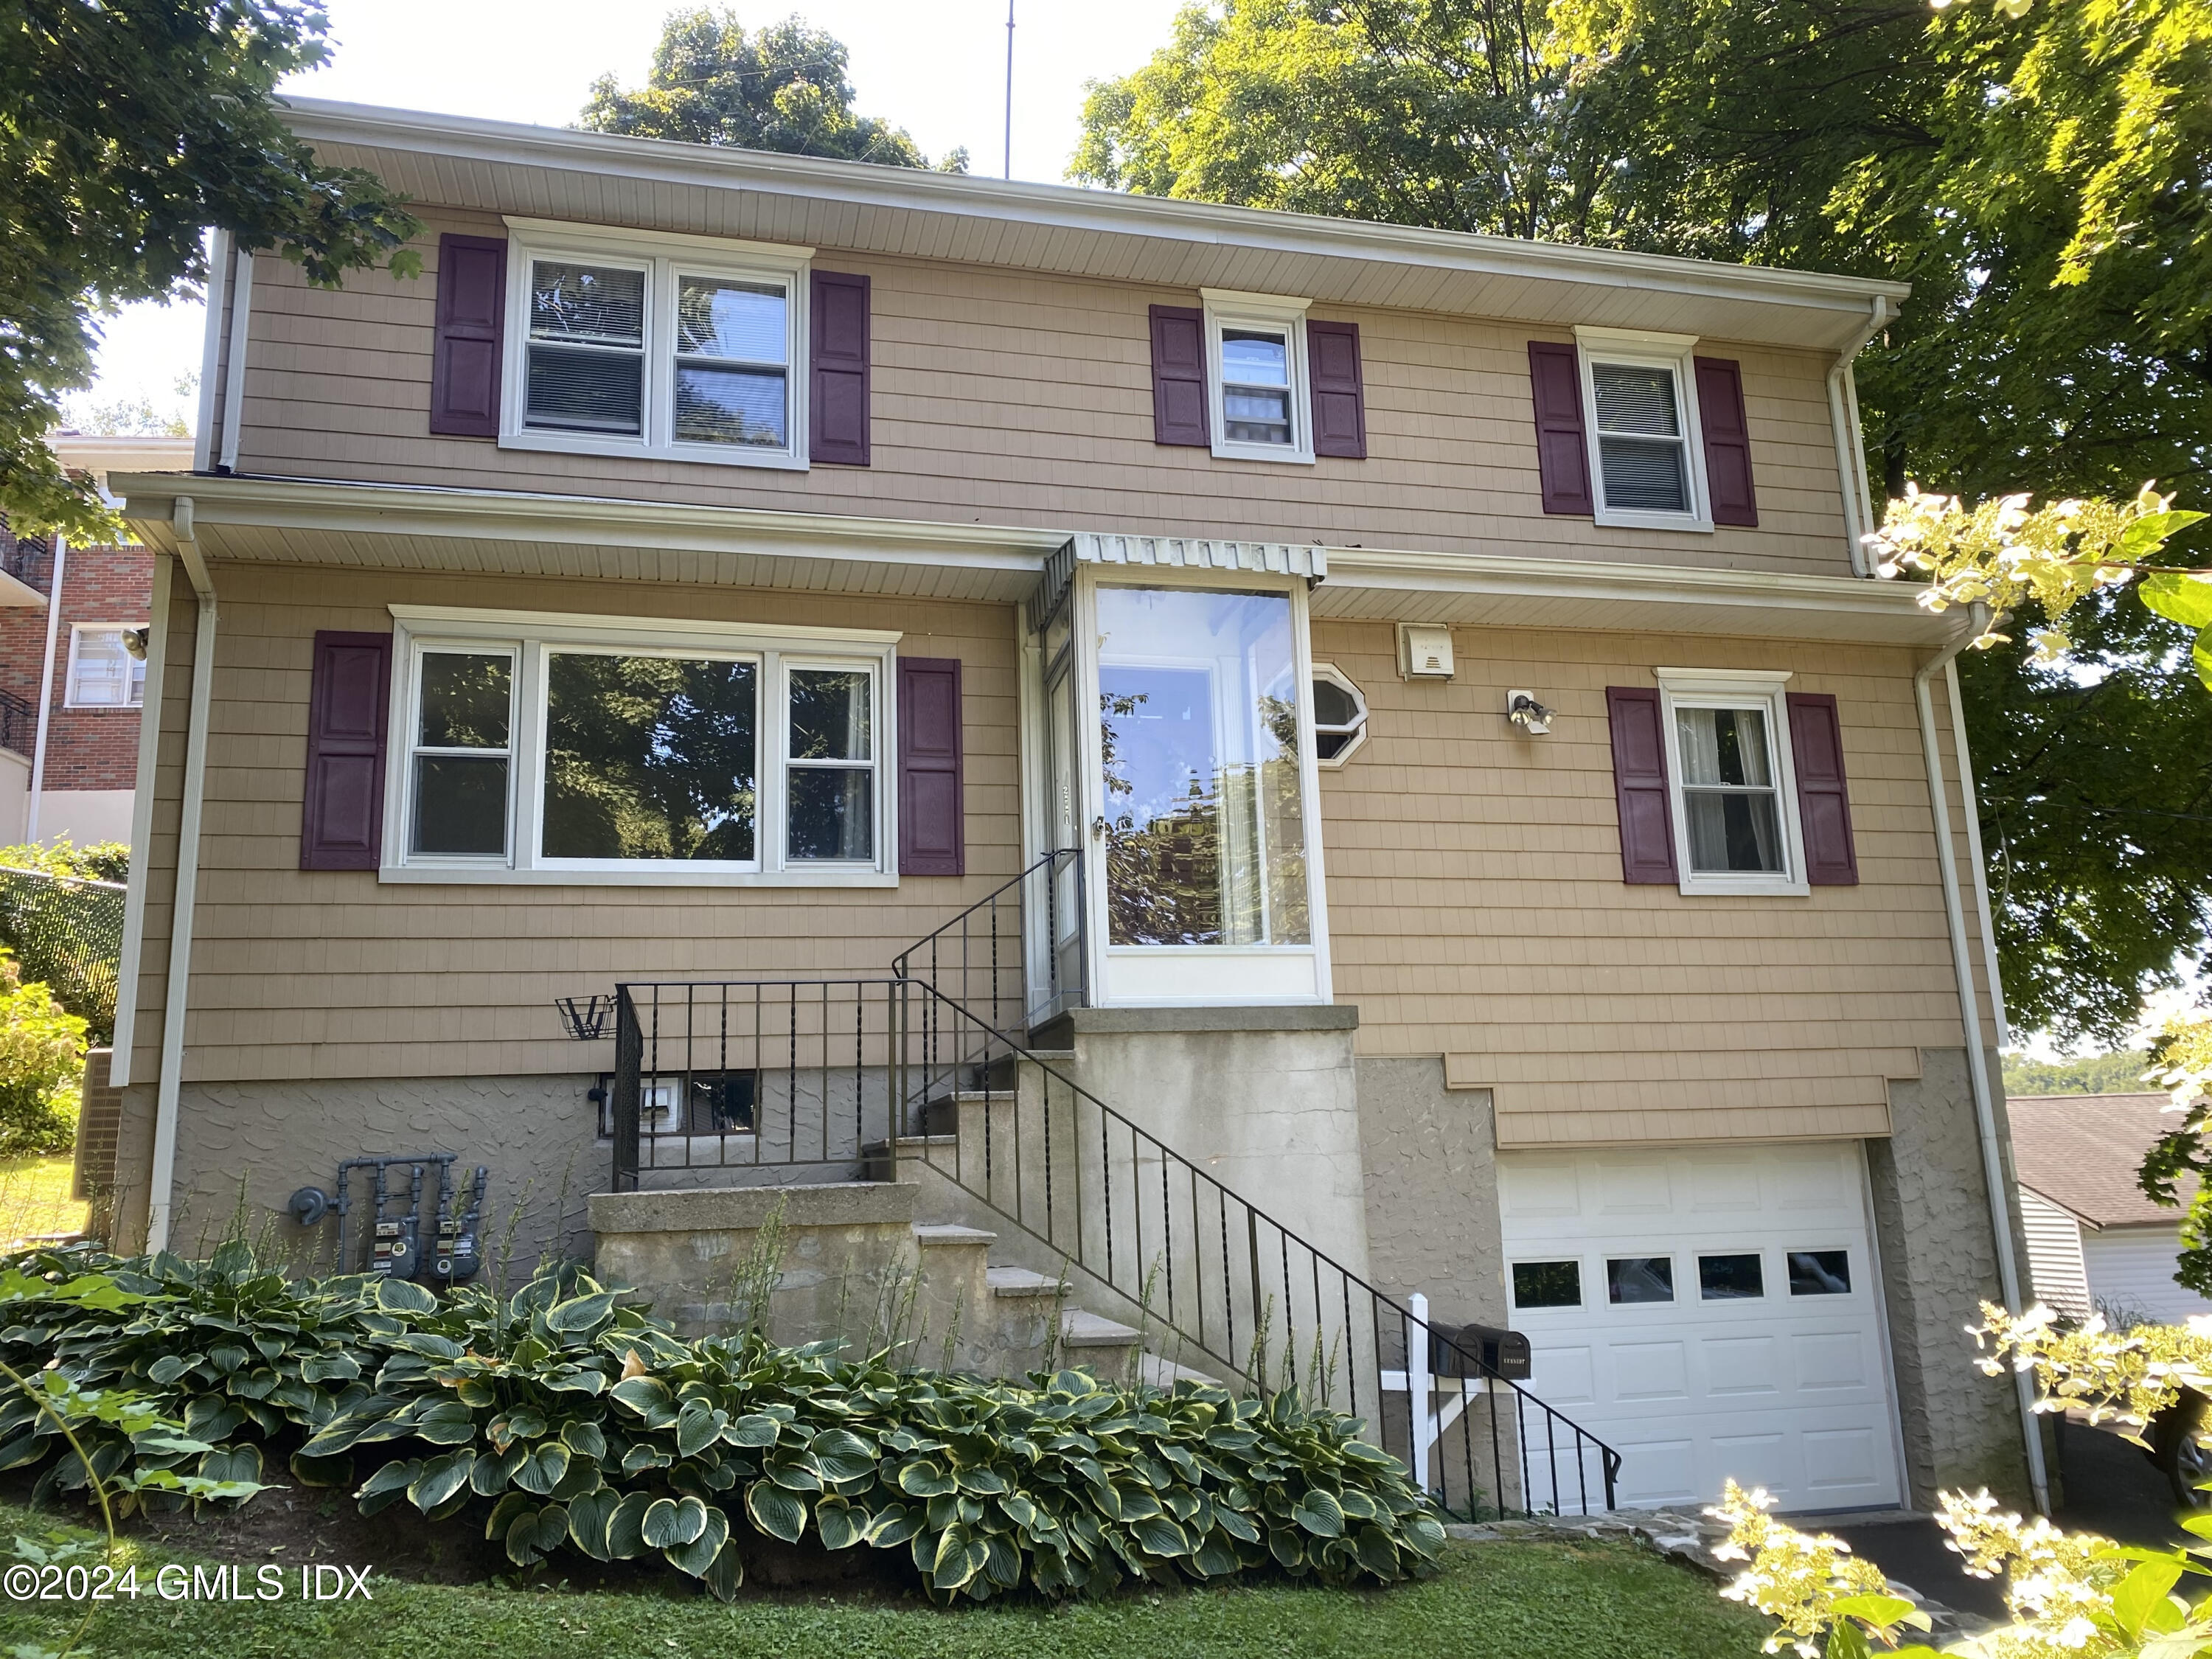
[956,1464,1009,1496]
[545,1291,619,1335]
[2141,572,2212,629]
[866,1503,921,1548]
[377,1279,437,1317]
[2108,1556,2189,1641]
[511,1441,571,1495]
[723,1412,780,1447]
[1194,1531,1242,1576]
[676,1402,721,1457]
[664,1506,731,1577]
[606,1490,653,1559]
[198,1444,263,1486]
[641,1496,684,1548]
[815,1498,866,1550]
[931,1522,987,1591]
[1829,1593,1926,1632]
[2120,510,2210,561]
[898,1458,956,1498]
[147,1354,191,1385]
[1352,1524,1399,1579]
[567,1487,618,1561]
[1291,1489,1344,1537]
[2194,630,2212,693]
[746,1480,809,1544]
[1130,1514,1190,1557]
[408,1450,473,1512]
[1399,1511,1446,1559]
[560,1420,607,1461]
[610,1376,675,1422]
[810,1427,876,1483]
[414,1400,478,1447]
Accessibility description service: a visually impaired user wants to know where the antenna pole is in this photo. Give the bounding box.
[1004,0,1015,180]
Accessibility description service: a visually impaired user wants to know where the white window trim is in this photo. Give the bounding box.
[501,220,813,472]
[1201,288,1315,466]
[381,606,899,888]
[63,622,147,710]
[1654,667,1808,897]
[1311,662,1368,768]
[1573,326,1713,533]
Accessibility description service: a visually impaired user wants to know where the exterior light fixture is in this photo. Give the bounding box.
[1507,690,1554,735]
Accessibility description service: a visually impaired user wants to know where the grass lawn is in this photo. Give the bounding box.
[0,1502,1775,1659]
[0,1153,85,1246]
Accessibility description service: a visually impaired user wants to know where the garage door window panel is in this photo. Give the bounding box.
[1607,1256,1675,1304]
[1699,1253,1765,1300]
[1789,1250,1853,1295]
[1512,1259,1582,1310]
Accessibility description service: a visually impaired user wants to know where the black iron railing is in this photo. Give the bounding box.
[607,966,1621,1517]
[0,535,46,591]
[0,690,35,759]
[891,848,1086,1034]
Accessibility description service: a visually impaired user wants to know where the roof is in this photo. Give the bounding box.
[2009,1093,2199,1228]
[281,98,1909,354]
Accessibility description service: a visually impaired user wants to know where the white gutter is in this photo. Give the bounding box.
[1914,604,2049,1514]
[1829,296,1895,576]
[108,554,173,1085]
[146,498,217,1255]
[24,534,65,841]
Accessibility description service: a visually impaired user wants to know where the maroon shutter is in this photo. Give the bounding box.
[1307,319,1366,459]
[1528,341,1593,515]
[898,657,964,877]
[1787,692,1858,885]
[428,234,506,437]
[1696,356,1759,527]
[1148,305,1208,446]
[301,631,392,871]
[810,270,872,466]
[1606,686,1678,884]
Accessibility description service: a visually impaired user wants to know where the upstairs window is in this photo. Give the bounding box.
[1653,668,1810,896]
[65,625,147,709]
[504,222,810,470]
[1573,328,1714,531]
[1203,290,1315,465]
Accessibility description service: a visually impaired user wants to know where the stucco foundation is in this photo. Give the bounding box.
[1866,1046,2036,1507]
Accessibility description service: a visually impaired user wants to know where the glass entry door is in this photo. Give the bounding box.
[1088,583,1327,1005]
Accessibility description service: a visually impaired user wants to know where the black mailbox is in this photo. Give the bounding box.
[1428,1322,1532,1381]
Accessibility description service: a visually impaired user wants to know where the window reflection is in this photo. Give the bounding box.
[540,653,757,861]
[1096,588,1309,947]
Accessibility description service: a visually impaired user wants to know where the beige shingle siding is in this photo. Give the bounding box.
[1313,619,1998,1148]
[229,209,1852,580]
[127,562,1022,1085]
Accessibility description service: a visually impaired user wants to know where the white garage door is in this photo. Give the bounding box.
[1499,1141,1902,1513]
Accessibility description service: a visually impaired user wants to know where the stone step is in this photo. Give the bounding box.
[987,1264,1067,1299]
[913,1223,997,1248]
[1059,1308,1141,1349]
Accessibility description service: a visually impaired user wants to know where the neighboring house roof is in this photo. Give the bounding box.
[2009,1093,2199,1229]
[282,98,1908,353]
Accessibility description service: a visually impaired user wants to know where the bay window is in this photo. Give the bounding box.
[385,608,895,885]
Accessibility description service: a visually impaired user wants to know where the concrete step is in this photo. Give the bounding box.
[1060,1307,1141,1349]
[914,1223,997,1248]
[987,1264,1066,1299]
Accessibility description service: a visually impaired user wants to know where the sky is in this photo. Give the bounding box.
[72,0,1188,431]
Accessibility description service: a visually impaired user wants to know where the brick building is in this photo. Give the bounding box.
[0,436,187,847]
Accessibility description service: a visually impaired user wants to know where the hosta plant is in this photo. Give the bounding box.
[0,1242,1445,1602]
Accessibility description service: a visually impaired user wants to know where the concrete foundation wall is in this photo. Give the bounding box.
[1355,1057,1506,1329]
[1866,1046,2034,1507]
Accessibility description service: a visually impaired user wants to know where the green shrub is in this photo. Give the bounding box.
[0,1243,1445,1603]
[0,950,83,1155]
[0,841,130,885]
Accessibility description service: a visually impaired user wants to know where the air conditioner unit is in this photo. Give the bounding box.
[1398,623,1455,680]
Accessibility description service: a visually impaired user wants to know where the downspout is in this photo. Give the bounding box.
[1915,602,2049,1514]
[147,498,216,1254]
[24,533,65,841]
[1947,657,2011,1046]
[1829,296,1895,577]
[109,554,173,1085]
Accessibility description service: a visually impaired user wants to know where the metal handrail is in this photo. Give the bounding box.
[885,973,1622,1517]
[889,848,1086,1032]
[0,689,35,758]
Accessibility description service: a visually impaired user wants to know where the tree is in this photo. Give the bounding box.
[0,1,422,539]
[581,9,968,173]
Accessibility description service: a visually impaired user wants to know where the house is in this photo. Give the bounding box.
[2013,1092,2212,1326]
[95,97,2038,1518]
[0,436,185,848]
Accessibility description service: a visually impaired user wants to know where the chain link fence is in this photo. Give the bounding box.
[0,865,125,1042]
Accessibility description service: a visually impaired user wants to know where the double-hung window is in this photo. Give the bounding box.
[64,625,147,709]
[385,608,897,886]
[1573,328,1712,530]
[1202,290,1315,465]
[1654,668,1808,896]
[503,220,810,470]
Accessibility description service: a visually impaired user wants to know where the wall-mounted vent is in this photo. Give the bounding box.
[1398,624,1455,680]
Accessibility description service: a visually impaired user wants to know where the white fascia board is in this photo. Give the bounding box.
[112,474,1064,571]
[279,99,1911,331]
